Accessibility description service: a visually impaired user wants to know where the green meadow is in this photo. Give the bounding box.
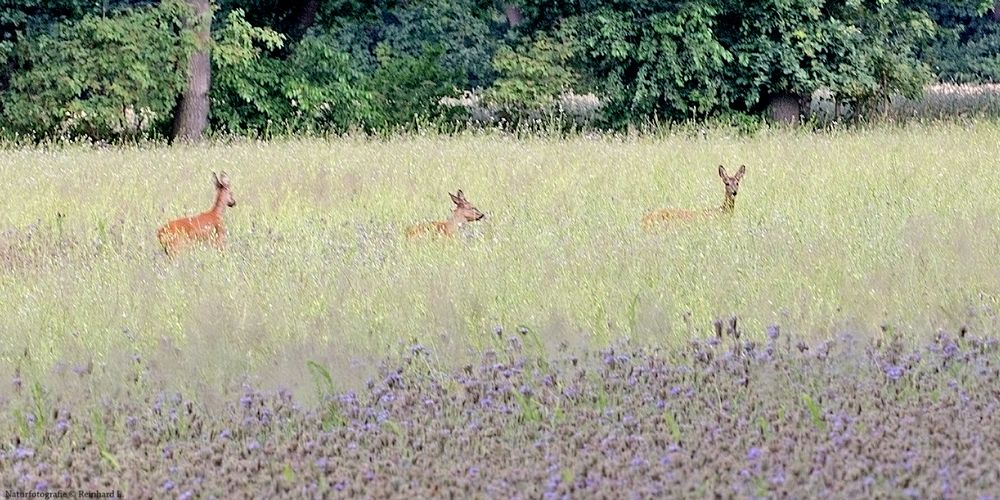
[2,123,999,396]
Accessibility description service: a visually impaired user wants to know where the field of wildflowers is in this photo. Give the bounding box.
[1,121,999,494]
[3,326,998,496]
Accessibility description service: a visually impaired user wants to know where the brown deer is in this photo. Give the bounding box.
[157,172,236,255]
[405,190,485,239]
[642,165,746,228]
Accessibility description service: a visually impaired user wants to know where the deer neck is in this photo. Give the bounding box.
[444,211,466,234]
[210,189,228,218]
[720,193,736,214]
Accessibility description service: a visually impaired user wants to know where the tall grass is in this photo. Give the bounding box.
[1,123,998,396]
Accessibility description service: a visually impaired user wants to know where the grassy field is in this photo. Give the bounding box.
[1,123,999,398]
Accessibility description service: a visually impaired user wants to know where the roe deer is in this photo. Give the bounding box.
[157,171,236,255]
[405,190,485,239]
[642,164,746,228]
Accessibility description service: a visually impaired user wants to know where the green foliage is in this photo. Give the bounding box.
[366,43,465,131]
[211,29,371,135]
[565,4,732,125]
[1,1,190,140]
[918,0,1000,83]
[663,411,682,441]
[800,393,826,431]
[0,0,109,39]
[723,0,858,109]
[721,0,935,113]
[0,0,997,139]
[305,360,346,430]
[487,32,578,111]
[212,7,284,67]
[926,23,1000,83]
[378,0,502,88]
[848,1,936,108]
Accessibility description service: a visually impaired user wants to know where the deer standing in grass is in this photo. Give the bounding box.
[642,164,746,228]
[405,190,485,239]
[157,172,236,256]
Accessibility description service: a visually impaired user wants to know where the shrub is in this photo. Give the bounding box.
[1,1,190,140]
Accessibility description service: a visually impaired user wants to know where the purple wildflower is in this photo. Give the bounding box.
[767,325,780,340]
[337,392,358,405]
[770,471,786,485]
[884,365,904,380]
[943,341,959,357]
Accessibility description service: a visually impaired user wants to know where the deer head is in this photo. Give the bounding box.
[449,189,485,223]
[213,171,236,208]
[718,165,745,211]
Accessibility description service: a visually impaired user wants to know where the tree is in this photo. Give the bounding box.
[917,0,1000,82]
[539,3,733,126]
[172,0,212,142]
[1,1,188,139]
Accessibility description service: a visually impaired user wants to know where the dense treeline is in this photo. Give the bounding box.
[0,0,998,141]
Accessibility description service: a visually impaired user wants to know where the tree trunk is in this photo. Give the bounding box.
[172,0,212,143]
[291,0,321,40]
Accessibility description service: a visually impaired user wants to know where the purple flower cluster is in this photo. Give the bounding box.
[1,328,998,498]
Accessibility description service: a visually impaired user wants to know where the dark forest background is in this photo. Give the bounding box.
[1,0,999,141]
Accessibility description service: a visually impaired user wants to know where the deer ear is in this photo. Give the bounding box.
[219,171,231,187]
[718,165,727,178]
[736,165,746,179]
[456,189,465,200]
[450,192,462,205]
[212,172,221,187]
